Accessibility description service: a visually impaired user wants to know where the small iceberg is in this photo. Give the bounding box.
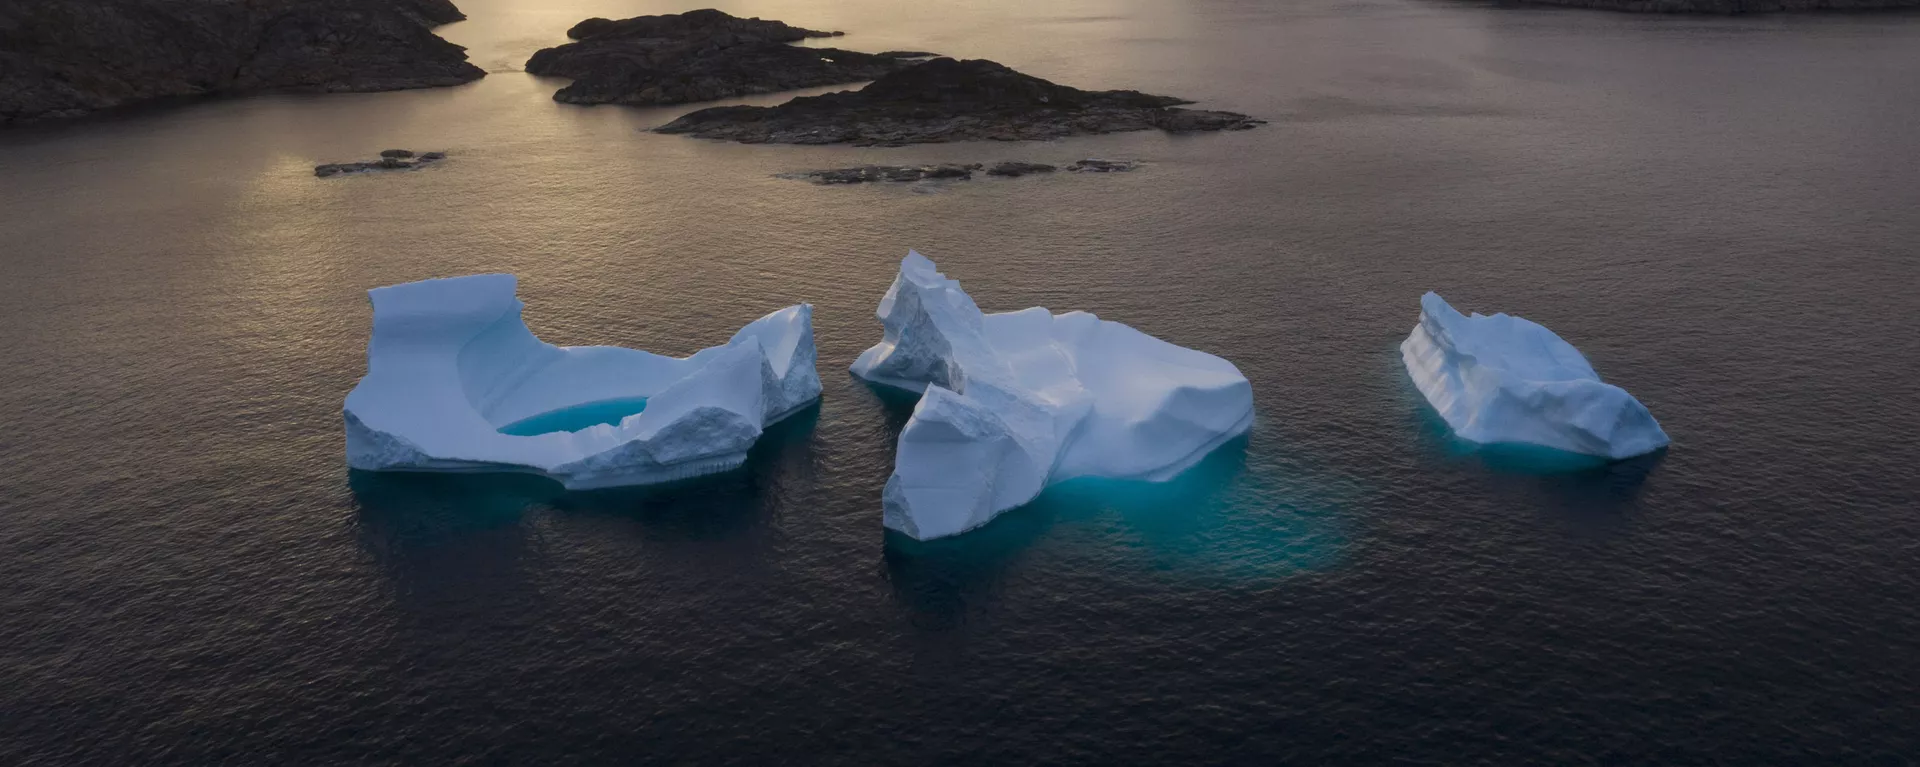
[1401,292,1668,460]
[853,252,1255,540]
[345,274,820,489]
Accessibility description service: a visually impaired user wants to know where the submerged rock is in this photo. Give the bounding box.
[1066,159,1140,173]
[986,161,1057,177]
[315,150,448,177]
[0,0,485,126]
[655,57,1263,146]
[779,160,1117,184]
[523,9,916,107]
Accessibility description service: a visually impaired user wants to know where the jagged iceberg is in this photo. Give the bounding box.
[1401,292,1669,460]
[345,274,820,489]
[853,252,1255,540]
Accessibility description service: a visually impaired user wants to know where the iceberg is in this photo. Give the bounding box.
[853,252,1255,540]
[1401,292,1669,460]
[345,274,820,489]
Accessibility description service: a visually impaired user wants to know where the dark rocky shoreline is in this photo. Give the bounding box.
[657,58,1263,146]
[0,0,485,127]
[1508,0,1919,11]
[524,9,925,107]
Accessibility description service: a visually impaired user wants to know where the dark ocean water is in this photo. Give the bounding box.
[3,0,1919,763]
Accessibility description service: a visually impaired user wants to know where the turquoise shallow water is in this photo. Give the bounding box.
[3,0,1919,763]
[495,396,651,436]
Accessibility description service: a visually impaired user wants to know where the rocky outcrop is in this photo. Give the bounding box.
[655,58,1263,146]
[780,159,1143,184]
[1066,159,1140,173]
[1509,0,1918,11]
[558,10,840,44]
[987,161,1057,177]
[781,164,985,184]
[0,0,485,126]
[315,149,448,177]
[524,9,924,107]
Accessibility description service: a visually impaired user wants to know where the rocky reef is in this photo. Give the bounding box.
[0,0,486,126]
[1509,0,1918,11]
[524,9,925,107]
[782,164,986,184]
[314,149,448,177]
[780,159,1145,184]
[989,161,1059,177]
[1065,159,1141,173]
[655,58,1262,146]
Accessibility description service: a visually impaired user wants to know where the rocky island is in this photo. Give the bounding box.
[655,58,1263,146]
[315,149,449,177]
[1511,0,1918,11]
[0,0,485,126]
[524,9,926,107]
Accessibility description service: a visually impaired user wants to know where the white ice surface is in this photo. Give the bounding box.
[1401,292,1668,460]
[344,274,820,489]
[852,252,1255,540]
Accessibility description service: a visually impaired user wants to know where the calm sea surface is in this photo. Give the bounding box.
[3,0,1918,762]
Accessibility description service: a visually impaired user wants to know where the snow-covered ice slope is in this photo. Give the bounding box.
[1401,292,1668,460]
[345,274,820,489]
[853,252,1254,540]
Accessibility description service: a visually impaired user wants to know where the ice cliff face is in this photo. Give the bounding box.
[853,252,1255,540]
[344,274,819,489]
[1401,292,1669,460]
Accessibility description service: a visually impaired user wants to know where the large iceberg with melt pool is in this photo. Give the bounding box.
[345,274,820,489]
[853,252,1255,540]
[1401,291,1668,460]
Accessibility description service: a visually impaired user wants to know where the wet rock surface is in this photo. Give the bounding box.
[315,150,448,177]
[524,9,922,107]
[656,58,1263,146]
[0,0,485,126]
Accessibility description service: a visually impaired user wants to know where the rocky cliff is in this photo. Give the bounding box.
[0,0,485,126]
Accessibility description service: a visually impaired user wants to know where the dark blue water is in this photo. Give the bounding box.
[3,0,1919,763]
